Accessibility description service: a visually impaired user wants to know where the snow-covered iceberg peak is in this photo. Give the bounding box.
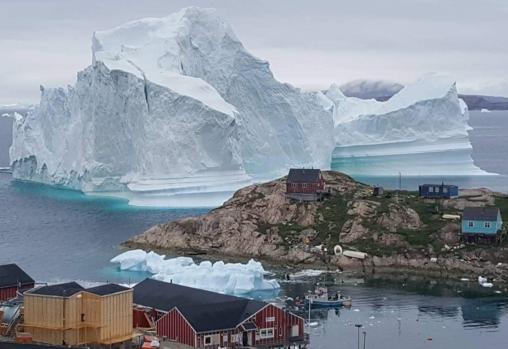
[10,7,334,206]
[326,74,489,176]
[92,7,237,117]
[327,73,470,146]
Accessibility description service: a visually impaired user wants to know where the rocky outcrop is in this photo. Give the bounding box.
[127,170,508,281]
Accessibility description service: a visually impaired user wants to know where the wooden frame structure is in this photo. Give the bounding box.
[23,283,133,346]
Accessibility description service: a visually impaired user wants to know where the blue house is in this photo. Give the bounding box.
[461,207,503,243]
[419,183,458,199]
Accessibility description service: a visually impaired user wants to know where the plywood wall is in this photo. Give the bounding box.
[23,290,133,346]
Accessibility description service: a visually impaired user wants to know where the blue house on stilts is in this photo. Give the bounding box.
[461,207,504,244]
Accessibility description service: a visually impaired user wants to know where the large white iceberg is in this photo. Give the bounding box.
[111,249,280,295]
[326,74,489,176]
[10,7,334,207]
[10,7,483,206]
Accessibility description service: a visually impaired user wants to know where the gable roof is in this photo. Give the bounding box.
[133,278,243,312]
[85,283,130,296]
[28,282,84,297]
[175,299,266,333]
[463,207,500,221]
[287,168,321,183]
[0,264,35,288]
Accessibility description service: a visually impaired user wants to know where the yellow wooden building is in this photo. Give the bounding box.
[24,282,133,346]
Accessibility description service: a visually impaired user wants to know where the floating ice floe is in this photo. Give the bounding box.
[111,249,280,294]
[289,269,327,279]
[478,276,494,288]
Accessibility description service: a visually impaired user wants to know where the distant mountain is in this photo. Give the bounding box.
[457,94,508,111]
[339,79,508,110]
[339,79,403,101]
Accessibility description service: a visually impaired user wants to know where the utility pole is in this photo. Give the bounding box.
[355,324,362,349]
[363,330,367,349]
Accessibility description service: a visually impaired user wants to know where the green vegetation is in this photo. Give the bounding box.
[311,194,350,249]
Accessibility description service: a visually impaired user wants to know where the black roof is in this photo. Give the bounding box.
[176,299,266,333]
[0,264,35,288]
[28,282,84,297]
[133,278,244,312]
[85,283,130,296]
[287,168,321,183]
[463,207,500,221]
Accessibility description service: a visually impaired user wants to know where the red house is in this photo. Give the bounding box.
[133,279,306,348]
[286,168,325,202]
[0,264,35,301]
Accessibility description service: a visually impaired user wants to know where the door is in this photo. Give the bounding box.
[243,331,248,346]
[291,324,299,337]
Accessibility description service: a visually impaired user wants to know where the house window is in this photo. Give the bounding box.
[266,316,275,322]
[428,187,434,193]
[435,187,440,193]
[259,328,275,339]
[223,334,228,344]
[485,222,491,228]
[443,187,448,193]
[204,336,212,345]
[468,221,474,227]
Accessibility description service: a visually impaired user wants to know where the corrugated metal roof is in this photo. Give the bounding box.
[463,207,500,221]
[287,168,321,183]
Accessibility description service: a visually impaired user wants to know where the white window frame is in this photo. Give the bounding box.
[204,335,213,345]
[259,328,275,339]
[266,316,275,322]
[428,187,434,193]
[443,187,448,193]
[485,222,491,228]
[223,334,228,344]
[468,221,474,227]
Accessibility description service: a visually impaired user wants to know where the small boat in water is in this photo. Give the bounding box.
[305,286,352,308]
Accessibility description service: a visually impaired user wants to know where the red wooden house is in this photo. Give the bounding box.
[133,279,306,348]
[0,264,35,301]
[286,168,325,202]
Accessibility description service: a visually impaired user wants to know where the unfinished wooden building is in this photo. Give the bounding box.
[23,282,133,346]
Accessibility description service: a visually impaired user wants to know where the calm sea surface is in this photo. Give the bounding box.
[1,111,508,348]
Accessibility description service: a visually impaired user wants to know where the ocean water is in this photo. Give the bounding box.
[1,111,508,348]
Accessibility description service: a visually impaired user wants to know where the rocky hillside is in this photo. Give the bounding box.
[127,171,508,280]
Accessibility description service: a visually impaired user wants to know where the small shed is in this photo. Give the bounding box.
[461,207,503,243]
[0,264,35,302]
[24,282,133,346]
[286,168,325,202]
[419,183,458,199]
[372,186,384,196]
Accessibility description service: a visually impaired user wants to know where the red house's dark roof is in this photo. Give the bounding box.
[287,168,321,183]
[176,299,266,333]
[134,278,242,312]
[0,263,34,289]
[136,279,303,333]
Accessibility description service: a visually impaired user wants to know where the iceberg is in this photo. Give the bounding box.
[110,249,280,295]
[9,7,484,206]
[10,7,334,207]
[326,74,489,176]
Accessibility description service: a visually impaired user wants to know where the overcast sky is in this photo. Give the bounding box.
[1,0,507,104]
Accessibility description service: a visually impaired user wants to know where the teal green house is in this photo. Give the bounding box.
[461,207,503,240]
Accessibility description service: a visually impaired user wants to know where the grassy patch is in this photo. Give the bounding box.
[312,194,350,249]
